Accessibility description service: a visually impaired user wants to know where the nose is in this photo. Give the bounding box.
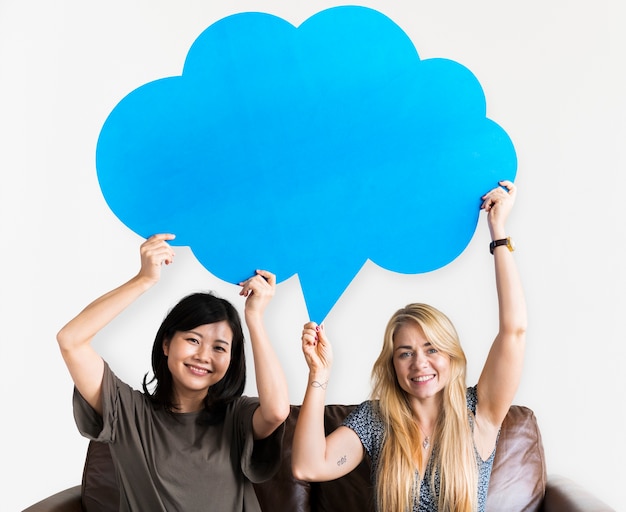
[412,350,428,369]
[193,343,211,363]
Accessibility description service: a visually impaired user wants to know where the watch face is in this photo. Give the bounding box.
[507,238,515,251]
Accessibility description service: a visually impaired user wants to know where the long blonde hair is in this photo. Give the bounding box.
[371,303,477,512]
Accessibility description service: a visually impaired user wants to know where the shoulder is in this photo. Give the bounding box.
[224,395,261,422]
[344,400,377,421]
[97,361,145,406]
[342,400,384,457]
[231,395,260,409]
[343,401,384,434]
[73,362,155,442]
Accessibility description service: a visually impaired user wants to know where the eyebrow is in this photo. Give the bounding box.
[394,341,432,351]
[186,331,231,346]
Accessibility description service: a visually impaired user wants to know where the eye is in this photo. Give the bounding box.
[186,337,200,345]
[214,345,226,353]
[399,351,414,359]
[427,347,438,355]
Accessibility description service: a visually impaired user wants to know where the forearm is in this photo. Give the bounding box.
[246,313,290,424]
[489,206,527,336]
[292,369,331,480]
[493,248,527,336]
[57,274,155,352]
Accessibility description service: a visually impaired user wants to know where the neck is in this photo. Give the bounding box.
[409,398,441,429]
[410,400,440,449]
[171,390,206,413]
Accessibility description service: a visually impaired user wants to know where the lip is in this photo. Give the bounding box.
[185,364,211,377]
[411,374,435,384]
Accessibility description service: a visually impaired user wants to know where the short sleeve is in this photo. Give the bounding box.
[230,396,285,484]
[73,362,123,443]
[342,401,384,458]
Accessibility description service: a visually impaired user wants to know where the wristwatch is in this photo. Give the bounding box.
[489,237,515,255]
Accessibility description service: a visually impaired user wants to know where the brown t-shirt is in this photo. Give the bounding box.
[73,362,284,512]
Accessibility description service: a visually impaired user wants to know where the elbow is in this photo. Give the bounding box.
[56,325,89,356]
[263,402,291,428]
[269,395,290,424]
[291,449,328,482]
[514,322,528,341]
[502,317,527,343]
[506,325,527,355]
[272,402,291,425]
[291,463,307,482]
[56,326,72,352]
[292,460,316,482]
[254,400,290,440]
[291,464,327,483]
[509,323,527,340]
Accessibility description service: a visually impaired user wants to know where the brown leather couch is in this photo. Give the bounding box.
[24,404,614,512]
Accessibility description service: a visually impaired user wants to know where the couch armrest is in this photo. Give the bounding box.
[543,475,615,512]
[22,485,82,512]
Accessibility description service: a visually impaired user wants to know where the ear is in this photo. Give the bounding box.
[163,339,170,356]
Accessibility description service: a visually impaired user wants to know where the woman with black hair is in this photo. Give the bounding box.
[57,233,289,512]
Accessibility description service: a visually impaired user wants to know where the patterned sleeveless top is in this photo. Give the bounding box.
[343,386,496,511]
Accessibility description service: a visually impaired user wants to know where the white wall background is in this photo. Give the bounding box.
[1,1,624,510]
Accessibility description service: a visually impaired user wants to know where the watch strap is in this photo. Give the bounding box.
[489,238,512,255]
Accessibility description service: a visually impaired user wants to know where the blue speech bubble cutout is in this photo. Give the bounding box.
[96,6,516,323]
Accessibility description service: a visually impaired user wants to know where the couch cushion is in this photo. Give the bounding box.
[81,440,117,512]
[254,404,376,512]
[253,405,311,512]
[311,404,375,512]
[81,404,546,511]
[486,405,547,511]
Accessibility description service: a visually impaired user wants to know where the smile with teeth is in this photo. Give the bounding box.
[412,375,435,383]
[186,364,211,376]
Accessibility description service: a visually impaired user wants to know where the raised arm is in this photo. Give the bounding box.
[239,270,290,439]
[56,234,176,415]
[476,181,527,433]
[292,323,364,481]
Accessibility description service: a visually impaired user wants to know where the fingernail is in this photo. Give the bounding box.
[315,326,320,332]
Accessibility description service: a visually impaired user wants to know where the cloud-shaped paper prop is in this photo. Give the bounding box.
[96,6,516,322]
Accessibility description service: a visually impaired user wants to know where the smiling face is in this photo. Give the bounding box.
[392,322,451,403]
[163,321,233,411]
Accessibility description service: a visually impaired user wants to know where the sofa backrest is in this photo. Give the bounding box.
[81,404,546,511]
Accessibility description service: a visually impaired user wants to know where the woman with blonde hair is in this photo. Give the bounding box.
[292,181,526,511]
